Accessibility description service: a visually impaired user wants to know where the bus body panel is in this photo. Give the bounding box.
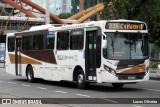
[5,20,149,87]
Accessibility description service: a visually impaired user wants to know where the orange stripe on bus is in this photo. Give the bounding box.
[121,64,146,74]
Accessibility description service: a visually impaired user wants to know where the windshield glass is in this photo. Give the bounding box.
[103,33,148,60]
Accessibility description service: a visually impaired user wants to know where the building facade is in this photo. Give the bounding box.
[0,0,71,17]
[32,0,71,16]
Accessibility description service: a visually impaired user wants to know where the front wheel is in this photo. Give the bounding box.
[112,83,124,89]
[26,66,34,83]
[76,70,87,89]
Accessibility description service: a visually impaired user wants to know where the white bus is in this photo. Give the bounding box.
[6,20,149,89]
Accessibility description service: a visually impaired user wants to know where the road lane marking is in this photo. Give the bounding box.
[132,105,142,107]
[37,87,47,90]
[101,98,118,104]
[55,91,67,94]
[21,84,31,87]
[7,82,16,84]
[76,94,90,98]
[141,88,160,92]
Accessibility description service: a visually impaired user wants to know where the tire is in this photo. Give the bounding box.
[112,83,124,89]
[26,66,34,83]
[76,70,87,89]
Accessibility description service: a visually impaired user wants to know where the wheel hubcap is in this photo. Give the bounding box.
[28,70,32,80]
[78,74,84,84]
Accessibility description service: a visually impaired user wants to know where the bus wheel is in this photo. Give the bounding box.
[26,66,34,83]
[112,83,124,89]
[76,70,87,89]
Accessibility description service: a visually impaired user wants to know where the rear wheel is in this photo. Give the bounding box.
[26,66,34,83]
[76,70,87,89]
[112,83,124,89]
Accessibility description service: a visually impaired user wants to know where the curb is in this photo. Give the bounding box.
[150,77,160,81]
[149,69,157,73]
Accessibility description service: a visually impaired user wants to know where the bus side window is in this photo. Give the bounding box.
[8,37,15,52]
[33,34,44,50]
[46,34,55,49]
[70,29,84,50]
[23,36,33,50]
[57,31,69,50]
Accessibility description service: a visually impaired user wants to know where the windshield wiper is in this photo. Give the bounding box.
[111,37,114,52]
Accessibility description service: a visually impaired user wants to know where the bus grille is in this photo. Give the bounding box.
[116,73,145,80]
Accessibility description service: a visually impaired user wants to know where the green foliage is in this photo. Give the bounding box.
[150,43,156,57]
[57,12,74,19]
[72,0,79,5]
[99,0,160,46]
[149,61,160,68]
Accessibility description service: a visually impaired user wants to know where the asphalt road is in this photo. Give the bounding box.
[0,64,160,107]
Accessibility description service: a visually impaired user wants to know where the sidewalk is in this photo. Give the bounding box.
[0,62,5,68]
[149,68,160,80]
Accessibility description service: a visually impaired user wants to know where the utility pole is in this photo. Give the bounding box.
[96,0,100,21]
[79,0,84,12]
[46,0,50,24]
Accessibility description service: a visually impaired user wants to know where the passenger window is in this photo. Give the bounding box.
[33,34,44,50]
[57,31,69,50]
[46,34,55,49]
[22,36,33,50]
[8,37,15,52]
[70,30,84,50]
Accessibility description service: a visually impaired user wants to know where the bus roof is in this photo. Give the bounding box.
[6,33,15,37]
[29,24,53,31]
[7,19,147,37]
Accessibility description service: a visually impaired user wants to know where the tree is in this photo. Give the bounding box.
[99,0,160,45]
[57,12,74,19]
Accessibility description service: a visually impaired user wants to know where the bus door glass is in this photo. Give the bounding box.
[85,27,98,81]
[15,36,22,76]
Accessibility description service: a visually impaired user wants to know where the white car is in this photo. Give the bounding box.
[0,56,5,63]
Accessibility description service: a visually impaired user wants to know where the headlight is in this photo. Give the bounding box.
[104,65,116,75]
[104,65,110,71]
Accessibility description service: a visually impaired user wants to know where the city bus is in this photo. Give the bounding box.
[5,20,149,89]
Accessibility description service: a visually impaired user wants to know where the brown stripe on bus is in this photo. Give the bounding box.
[9,54,42,64]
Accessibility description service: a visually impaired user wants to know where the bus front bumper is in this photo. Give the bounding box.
[96,69,149,83]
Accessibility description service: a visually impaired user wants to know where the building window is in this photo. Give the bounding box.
[70,30,84,50]
[57,31,69,50]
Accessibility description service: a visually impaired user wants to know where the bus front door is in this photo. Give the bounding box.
[86,30,97,81]
[15,37,22,76]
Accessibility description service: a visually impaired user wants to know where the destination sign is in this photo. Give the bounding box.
[105,22,146,30]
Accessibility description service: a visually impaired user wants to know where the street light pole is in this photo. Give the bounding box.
[46,0,50,24]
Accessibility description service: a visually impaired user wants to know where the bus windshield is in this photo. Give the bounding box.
[103,32,148,60]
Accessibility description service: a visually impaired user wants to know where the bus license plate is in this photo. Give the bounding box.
[128,76,136,80]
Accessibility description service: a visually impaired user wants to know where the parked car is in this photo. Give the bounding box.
[0,55,5,63]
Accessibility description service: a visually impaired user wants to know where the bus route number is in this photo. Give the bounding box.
[106,22,144,30]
